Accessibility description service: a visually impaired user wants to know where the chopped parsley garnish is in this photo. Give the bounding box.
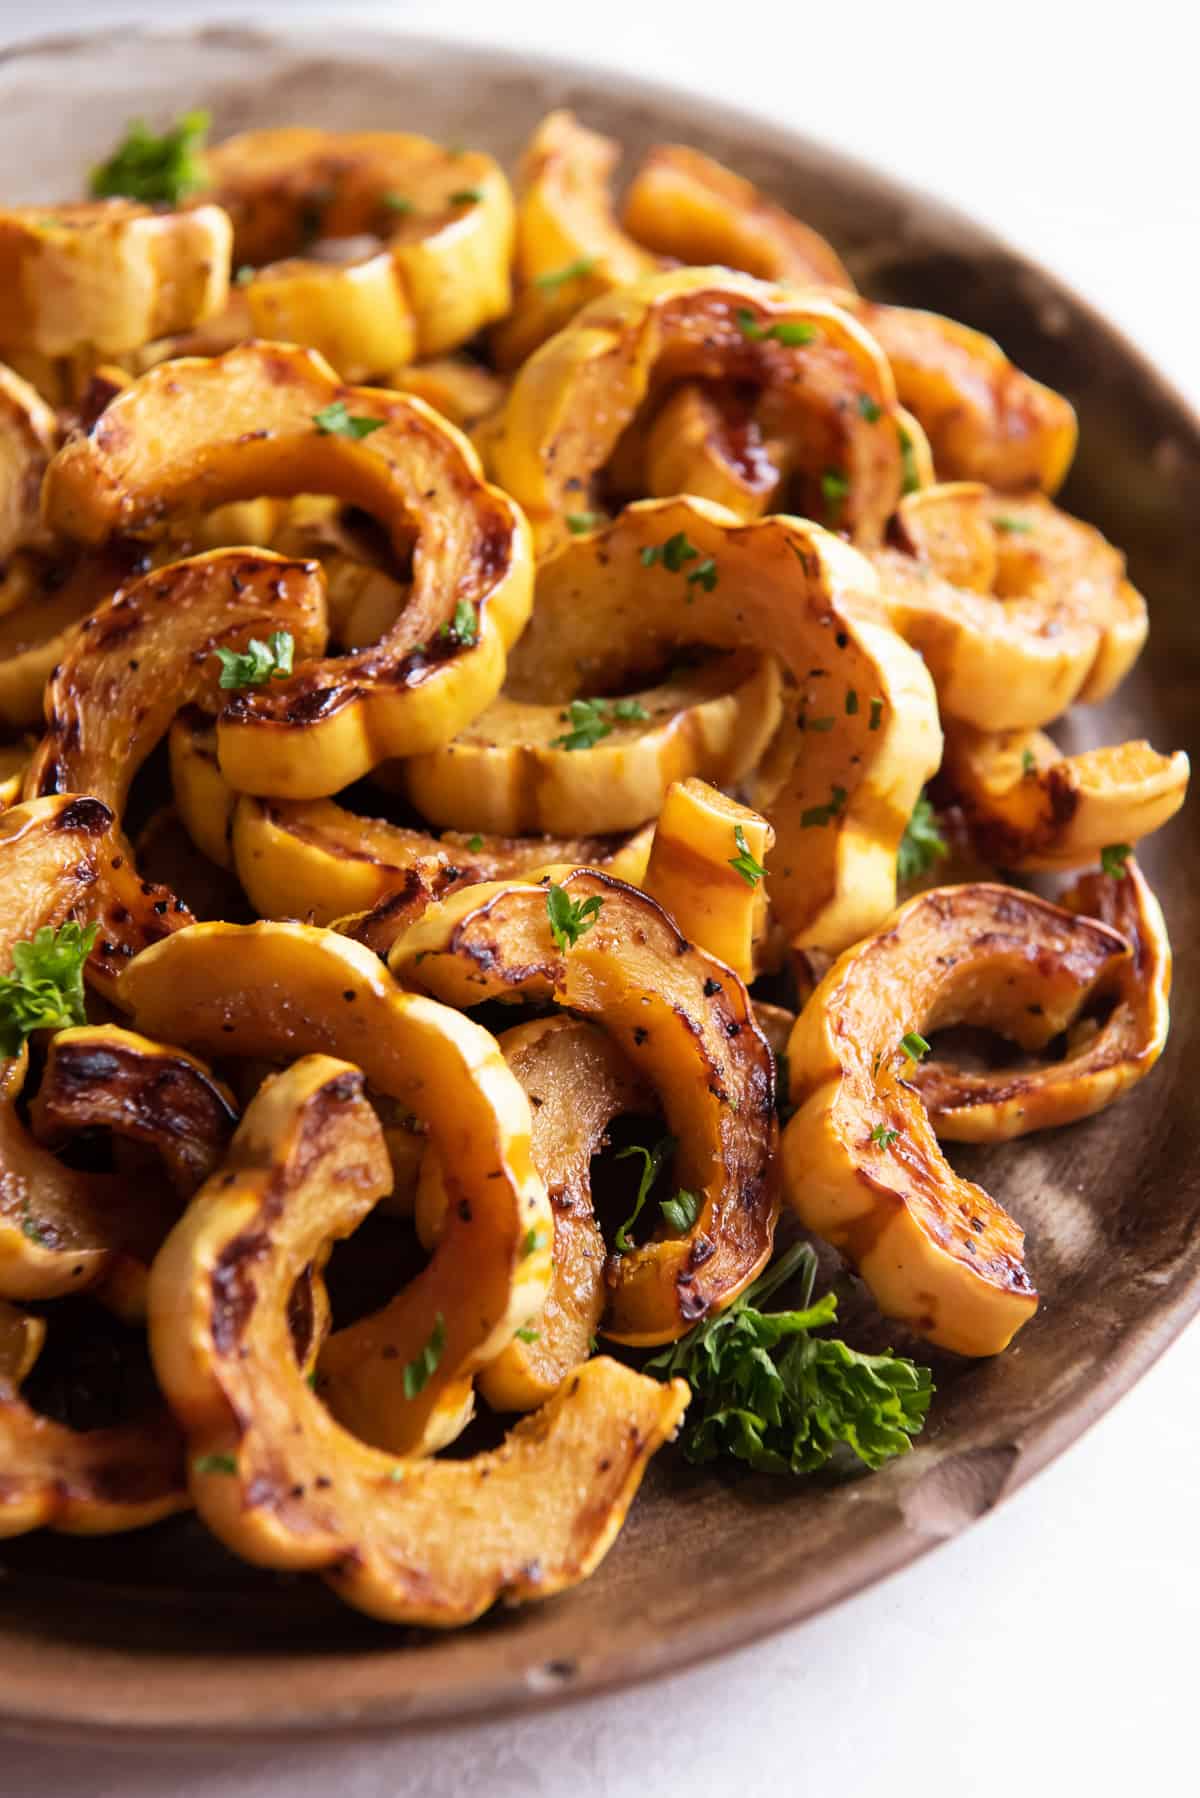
[645,1241,932,1474]
[845,688,859,715]
[899,1032,931,1064]
[550,694,649,751]
[1101,842,1132,879]
[870,1124,899,1149]
[448,188,482,205]
[800,784,848,828]
[728,824,766,888]
[214,630,295,691]
[660,1189,701,1235]
[735,308,818,346]
[521,1225,546,1258]
[566,511,599,534]
[90,108,210,205]
[898,425,921,495]
[381,191,414,214]
[514,1326,540,1344]
[466,833,484,852]
[642,531,699,572]
[1021,748,1037,777]
[686,556,718,594]
[534,256,596,292]
[437,598,479,647]
[546,884,603,950]
[821,469,850,521]
[0,920,98,1059]
[402,1314,446,1399]
[313,402,386,439]
[869,697,884,731]
[896,792,948,883]
[857,393,883,423]
[614,1134,677,1253]
[994,515,1033,535]
[193,1452,237,1476]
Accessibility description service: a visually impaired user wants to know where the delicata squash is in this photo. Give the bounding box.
[42,341,534,798]
[486,267,918,556]
[912,859,1171,1139]
[504,496,942,953]
[0,1298,187,1537]
[390,867,780,1345]
[150,1055,686,1626]
[205,128,514,370]
[0,200,231,358]
[0,360,57,559]
[119,919,552,1457]
[871,484,1149,730]
[941,723,1188,870]
[642,778,774,985]
[782,883,1134,1355]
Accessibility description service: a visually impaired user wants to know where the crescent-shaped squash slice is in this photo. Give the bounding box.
[486,267,915,556]
[206,128,513,368]
[490,111,660,372]
[911,859,1170,1139]
[642,778,773,985]
[42,341,534,798]
[0,201,231,357]
[870,484,1147,730]
[119,919,551,1457]
[390,867,780,1346]
[24,548,328,976]
[942,723,1189,870]
[0,1298,187,1538]
[0,360,56,559]
[0,545,145,733]
[504,496,942,953]
[387,357,509,434]
[782,883,1132,1355]
[417,1015,652,1411]
[641,381,791,521]
[149,1054,687,1627]
[401,651,783,837]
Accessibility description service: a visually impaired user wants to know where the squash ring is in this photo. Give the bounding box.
[42,341,535,798]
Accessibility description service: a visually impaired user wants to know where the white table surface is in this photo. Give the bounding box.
[1,2,1196,1793]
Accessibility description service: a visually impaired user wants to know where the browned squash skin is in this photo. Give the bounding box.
[912,860,1170,1140]
[390,868,780,1346]
[0,1297,187,1538]
[148,1055,687,1627]
[41,341,534,798]
[783,883,1133,1356]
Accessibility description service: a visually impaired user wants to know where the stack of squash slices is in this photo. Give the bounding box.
[0,105,1186,1633]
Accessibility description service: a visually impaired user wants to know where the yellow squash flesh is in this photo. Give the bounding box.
[641,381,790,521]
[119,920,551,1456]
[149,1054,687,1627]
[782,883,1132,1355]
[0,360,56,559]
[504,496,942,953]
[390,867,780,1345]
[643,778,773,984]
[42,342,534,798]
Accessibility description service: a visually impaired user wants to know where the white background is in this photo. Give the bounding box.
[1,2,1197,1794]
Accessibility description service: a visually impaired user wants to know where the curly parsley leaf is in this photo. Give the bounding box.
[614,1134,677,1253]
[896,792,948,883]
[0,920,99,1059]
[214,630,295,691]
[90,108,210,205]
[646,1241,932,1474]
[546,884,603,951]
[549,694,650,751]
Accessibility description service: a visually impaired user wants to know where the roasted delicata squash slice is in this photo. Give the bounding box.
[120,919,551,1456]
[0,200,231,357]
[623,142,852,290]
[24,548,328,974]
[504,496,941,952]
[205,127,513,371]
[942,723,1189,870]
[486,267,917,555]
[870,485,1149,730]
[43,341,534,798]
[640,381,791,521]
[642,779,773,985]
[0,545,146,733]
[491,111,660,372]
[912,859,1170,1139]
[0,360,57,559]
[782,883,1135,1355]
[417,1015,652,1410]
[401,651,783,837]
[386,357,509,433]
[391,867,780,1345]
[150,1055,686,1626]
[0,1299,187,1538]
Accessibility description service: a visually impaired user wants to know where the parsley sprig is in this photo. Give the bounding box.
[646,1242,932,1474]
[614,1134,676,1253]
[550,694,649,750]
[0,921,99,1059]
[896,792,948,883]
[546,884,603,950]
[214,630,295,691]
[90,109,210,205]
